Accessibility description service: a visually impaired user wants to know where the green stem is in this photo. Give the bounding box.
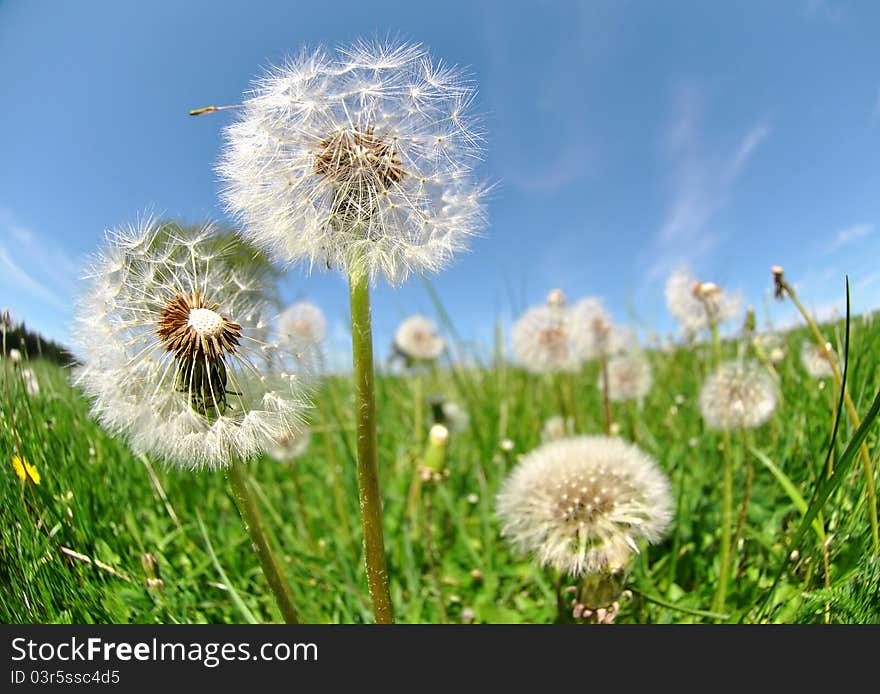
[348,263,394,624]
[600,354,612,434]
[709,318,733,618]
[226,461,299,624]
[413,373,423,447]
[781,279,879,554]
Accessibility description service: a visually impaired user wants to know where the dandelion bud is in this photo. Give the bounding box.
[546,288,566,307]
[422,424,449,475]
[771,265,786,300]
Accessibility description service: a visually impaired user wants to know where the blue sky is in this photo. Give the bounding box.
[2,0,879,368]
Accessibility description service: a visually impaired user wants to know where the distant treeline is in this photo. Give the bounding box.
[2,320,75,366]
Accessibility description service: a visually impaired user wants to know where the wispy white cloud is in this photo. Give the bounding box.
[802,0,846,23]
[0,206,79,321]
[822,222,875,254]
[641,82,772,282]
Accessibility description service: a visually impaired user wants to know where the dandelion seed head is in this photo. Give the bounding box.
[600,353,653,403]
[394,315,445,361]
[496,436,673,577]
[665,267,741,334]
[568,297,633,361]
[8,348,21,365]
[72,218,312,471]
[800,340,836,379]
[699,359,777,431]
[277,301,326,356]
[512,304,579,374]
[218,39,488,285]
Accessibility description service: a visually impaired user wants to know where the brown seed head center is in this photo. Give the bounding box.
[157,291,242,364]
[314,127,406,189]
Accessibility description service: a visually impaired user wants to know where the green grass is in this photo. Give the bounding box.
[1,312,879,624]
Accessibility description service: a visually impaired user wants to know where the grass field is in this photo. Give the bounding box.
[2,308,879,624]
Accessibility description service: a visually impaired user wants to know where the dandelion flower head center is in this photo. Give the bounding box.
[553,469,628,526]
[315,127,406,192]
[187,308,227,337]
[157,291,243,415]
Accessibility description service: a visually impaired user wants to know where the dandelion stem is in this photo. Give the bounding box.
[413,373,423,446]
[226,460,299,624]
[710,318,733,617]
[731,427,753,566]
[348,261,395,624]
[779,278,879,554]
[600,354,612,434]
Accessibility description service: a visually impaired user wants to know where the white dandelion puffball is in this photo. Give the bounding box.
[441,400,470,433]
[394,315,445,361]
[219,40,488,285]
[72,218,312,471]
[278,301,326,353]
[569,298,633,361]
[512,304,580,374]
[600,353,653,403]
[268,426,311,463]
[665,267,741,334]
[21,368,40,397]
[800,341,836,379]
[496,436,673,577]
[699,360,778,431]
[8,348,21,365]
[541,415,573,442]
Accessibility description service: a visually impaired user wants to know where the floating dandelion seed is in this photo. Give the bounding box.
[600,353,653,404]
[665,267,741,335]
[72,218,312,470]
[218,39,488,284]
[394,315,445,361]
[496,436,673,577]
[699,360,778,431]
[800,340,836,379]
[277,301,326,354]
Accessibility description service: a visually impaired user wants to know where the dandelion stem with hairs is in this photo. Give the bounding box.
[226,461,299,623]
[348,258,394,622]
[773,266,878,554]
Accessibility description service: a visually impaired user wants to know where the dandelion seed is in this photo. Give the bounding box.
[496,436,673,576]
[393,315,445,361]
[268,426,312,463]
[800,340,836,379]
[699,360,777,431]
[599,353,653,404]
[665,267,741,335]
[218,39,488,285]
[11,455,40,485]
[72,218,312,470]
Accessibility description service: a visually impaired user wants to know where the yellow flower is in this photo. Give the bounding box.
[11,456,40,485]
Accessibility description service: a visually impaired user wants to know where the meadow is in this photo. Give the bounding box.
[2,301,878,624]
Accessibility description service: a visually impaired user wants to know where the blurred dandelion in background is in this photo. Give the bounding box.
[665,267,742,336]
[599,353,653,405]
[699,359,778,431]
[800,340,836,379]
[512,290,580,374]
[278,301,326,355]
[394,315,445,362]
